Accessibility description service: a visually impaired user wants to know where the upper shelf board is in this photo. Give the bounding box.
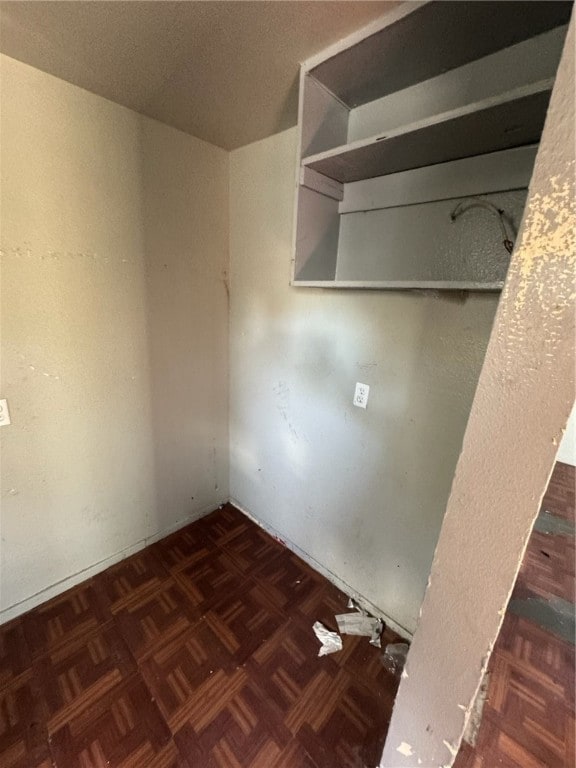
[308,0,573,108]
[302,80,553,184]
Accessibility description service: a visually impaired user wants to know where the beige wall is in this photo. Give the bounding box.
[0,55,229,620]
[229,127,499,635]
[141,117,229,535]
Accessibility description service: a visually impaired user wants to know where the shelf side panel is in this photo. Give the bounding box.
[301,75,349,158]
[293,186,340,282]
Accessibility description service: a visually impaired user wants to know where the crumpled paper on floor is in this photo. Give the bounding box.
[335,613,383,648]
[312,621,343,656]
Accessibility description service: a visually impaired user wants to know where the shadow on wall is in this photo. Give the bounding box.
[230,278,498,634]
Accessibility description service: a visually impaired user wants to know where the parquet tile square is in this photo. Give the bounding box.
[516,529,575,604]
[49,674,171,768]
[482,658,574,767]
[140,619,238,732]
[173,673,292,768]
[95,550,169,613]
[172,550,247,615]
[2,502,405,768]
[115,580,201,663]
[0,671,49,768]
[33,625,135,736]
[219,525,285,575]
[141,740,191,768]
[247,618,340,715]
[268,738,319,768]
[491,613,575,708]
[293,580,351,631]
[253,550,330,615]
[195,504,248,547]
[0,619,31,692]
[0,745,53,768]
[204,583,286,664]
[22,581,110,659]
[152,525,216,573]
[295,672,391,768]
[460,719,550,768]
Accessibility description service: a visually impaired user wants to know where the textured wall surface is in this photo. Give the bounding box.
[381,16,575,767]
[0,55,229,620]
[229,127,498,635]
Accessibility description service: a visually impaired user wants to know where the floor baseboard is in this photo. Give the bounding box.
[0,501,222,624]
[230,496,413,641]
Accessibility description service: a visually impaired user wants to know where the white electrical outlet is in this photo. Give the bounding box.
[353,383,370,409]
[0,399,11,426]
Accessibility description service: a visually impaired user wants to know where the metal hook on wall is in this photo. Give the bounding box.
[451,197,515,255]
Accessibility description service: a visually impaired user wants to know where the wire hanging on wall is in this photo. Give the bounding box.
[450,198,515,255]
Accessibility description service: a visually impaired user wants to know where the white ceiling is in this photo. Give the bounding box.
[0,1,395,149]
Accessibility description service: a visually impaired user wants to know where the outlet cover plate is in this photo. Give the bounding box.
[353,383,370,409]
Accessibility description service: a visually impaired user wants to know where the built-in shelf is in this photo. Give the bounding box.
[301,81,553,184]
[291,1,571,290]
[308,1,571,108]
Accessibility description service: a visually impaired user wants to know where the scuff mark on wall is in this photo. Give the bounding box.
[273,380,309,444]
[222,268,230,306]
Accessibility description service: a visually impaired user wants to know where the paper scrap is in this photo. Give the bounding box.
[346,597,367,614]
[335,613,383,647]
[313,621,343,656]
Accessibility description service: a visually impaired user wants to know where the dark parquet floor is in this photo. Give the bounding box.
[0,504,403,768]
[455,462,576,768]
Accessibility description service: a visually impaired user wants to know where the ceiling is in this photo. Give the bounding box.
[0,1,395,150]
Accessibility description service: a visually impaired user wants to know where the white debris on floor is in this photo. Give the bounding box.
[335,613,383,647]
[312,596,388,655]
[313,621,343,656]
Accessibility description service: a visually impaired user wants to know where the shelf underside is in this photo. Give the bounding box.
[309,0,572,108]
[291,280,503,292]
[303,83,552,184]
